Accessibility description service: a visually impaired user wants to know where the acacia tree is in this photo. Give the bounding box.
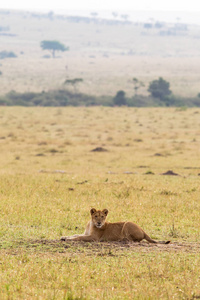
[64,78,83,93]
[40,40,69,58]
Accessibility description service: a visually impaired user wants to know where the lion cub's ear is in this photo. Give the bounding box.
[102,209,108,216]
[90,208,97,215]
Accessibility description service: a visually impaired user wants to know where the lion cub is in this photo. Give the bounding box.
[61,208,170,244]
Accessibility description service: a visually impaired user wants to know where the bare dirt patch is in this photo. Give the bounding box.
[4,239,199,255]
[61,240,200,254]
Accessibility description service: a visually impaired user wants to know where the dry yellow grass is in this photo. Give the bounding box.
[0,106,199,174]
[0,106,200,299]
[1,11,200,298]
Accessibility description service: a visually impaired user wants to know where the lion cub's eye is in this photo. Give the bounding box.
[101,216,104,218]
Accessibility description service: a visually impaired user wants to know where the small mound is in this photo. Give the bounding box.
[161,170,179,176]
[91,147,108,152]
[144,170,155,175]
[154,153,164,157]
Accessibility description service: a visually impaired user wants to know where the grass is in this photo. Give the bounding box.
[0,248,200,299]
[0,107,200,299]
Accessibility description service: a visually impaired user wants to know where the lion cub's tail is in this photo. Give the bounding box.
[144,233,170,244]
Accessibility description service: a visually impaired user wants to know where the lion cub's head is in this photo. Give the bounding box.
[90,208,108,228]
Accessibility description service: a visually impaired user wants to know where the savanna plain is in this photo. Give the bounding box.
[0,106,200,299]
[2,10,200,98]
[1,8,200,300]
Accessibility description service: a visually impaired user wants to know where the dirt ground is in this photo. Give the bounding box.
[51,240,200,253]
[4,239,199,255]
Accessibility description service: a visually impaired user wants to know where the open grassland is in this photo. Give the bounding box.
[1,10,200,97]
[0,107,200,299]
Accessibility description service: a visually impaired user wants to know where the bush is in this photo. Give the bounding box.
[1,89,200,107]
[127,95,164,107]
[148,77,171,101]
[0,51,17,59]
[1,90,98,107]
[0,97,8,105]
[113,90,127,106]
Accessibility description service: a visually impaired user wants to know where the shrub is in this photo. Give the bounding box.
[113,90,127,106]
[148,77,171,101]
[127,95,165,107]
[1,89,200,107]
[0,51,17,59]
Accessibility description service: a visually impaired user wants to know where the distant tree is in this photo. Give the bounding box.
[132,78,144,96]
[64,78,83,92]
[144,23,153,29]
[90,12,98,18]
[155,22,164,29]
[0,26,10,32]
[113,90,127,106]
[47,11,54,20]
[112,12,118,18]
[121,14,129,21]
[148,77,171,100]
[0,51,17,59]
[40,40,69,58]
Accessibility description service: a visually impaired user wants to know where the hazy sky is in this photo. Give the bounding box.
[1,0,200,12]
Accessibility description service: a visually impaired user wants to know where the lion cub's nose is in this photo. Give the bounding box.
[97,222,101,226]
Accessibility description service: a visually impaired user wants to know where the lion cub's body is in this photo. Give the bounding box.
[84,220,149,242]
[61,208,170,244]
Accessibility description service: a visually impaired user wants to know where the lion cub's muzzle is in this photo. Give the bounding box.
[95,222,103,228]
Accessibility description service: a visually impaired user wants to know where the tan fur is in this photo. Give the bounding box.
[61,208,170,244]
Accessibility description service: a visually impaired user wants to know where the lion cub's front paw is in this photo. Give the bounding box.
[61,236,69,241]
